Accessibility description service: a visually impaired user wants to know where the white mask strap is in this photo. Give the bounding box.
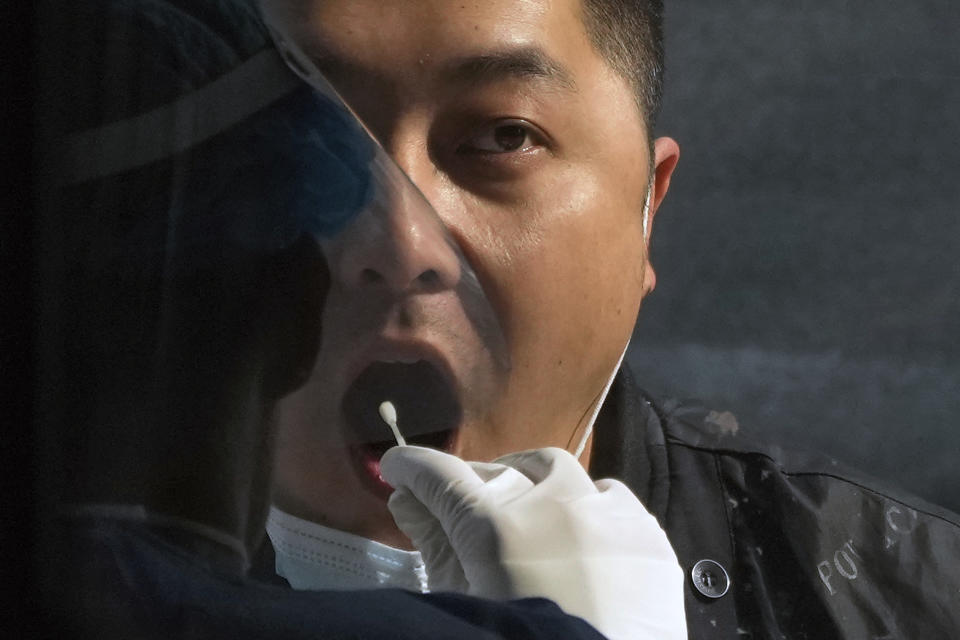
[573,338,630,460]
[642,186,652,243]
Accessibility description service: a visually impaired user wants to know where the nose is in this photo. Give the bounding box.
[328,176,462,295]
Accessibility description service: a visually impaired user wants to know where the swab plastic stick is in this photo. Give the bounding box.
[378,401,407,446]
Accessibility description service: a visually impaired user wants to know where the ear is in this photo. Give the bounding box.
[641,136,680,294]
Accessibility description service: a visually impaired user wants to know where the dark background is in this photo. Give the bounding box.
[629,1,960,512]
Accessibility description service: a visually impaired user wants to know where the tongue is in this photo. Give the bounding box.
[342,360,461,445]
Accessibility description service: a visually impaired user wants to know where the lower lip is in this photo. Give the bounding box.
[349,445,396,501]
[348,431,458,500]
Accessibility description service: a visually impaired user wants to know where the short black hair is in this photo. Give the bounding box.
[581,0,665,131]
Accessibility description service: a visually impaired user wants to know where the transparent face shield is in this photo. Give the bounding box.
[33,0,508,559]
[254,26,512,456]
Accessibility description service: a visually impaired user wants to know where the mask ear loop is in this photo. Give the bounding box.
[642,184,652,243]
[571,186,650,461]
[572,338,630,460]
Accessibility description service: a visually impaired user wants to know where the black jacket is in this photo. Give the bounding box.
[592,366,960,639]
[41,516,608,640]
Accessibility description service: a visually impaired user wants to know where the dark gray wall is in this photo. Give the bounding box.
[628,1,960,512]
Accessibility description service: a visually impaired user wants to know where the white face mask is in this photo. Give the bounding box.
[266,506,429,592]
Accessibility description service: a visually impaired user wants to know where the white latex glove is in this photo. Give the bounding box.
[380,446,687,640]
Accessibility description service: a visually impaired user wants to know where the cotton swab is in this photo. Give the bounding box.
[378,401,407,446]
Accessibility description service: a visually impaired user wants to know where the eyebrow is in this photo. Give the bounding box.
[304,43,577,95]
[442,47,578,93]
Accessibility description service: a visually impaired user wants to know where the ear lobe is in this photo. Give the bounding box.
[642,263,657,296]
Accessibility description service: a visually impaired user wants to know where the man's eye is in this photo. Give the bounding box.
[458,120,541,155]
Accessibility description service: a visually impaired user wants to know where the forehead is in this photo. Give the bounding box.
[275,0,603,96]
[287,0,581,51]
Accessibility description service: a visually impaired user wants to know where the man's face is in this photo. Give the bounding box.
[270,0,679,544]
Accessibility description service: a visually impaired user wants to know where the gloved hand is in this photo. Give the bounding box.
[380,446,687,640]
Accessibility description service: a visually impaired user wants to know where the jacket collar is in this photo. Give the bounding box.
[589,363,671,522]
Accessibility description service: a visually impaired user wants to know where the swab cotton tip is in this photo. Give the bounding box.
[378,401,406,446]
[378,400,397,425]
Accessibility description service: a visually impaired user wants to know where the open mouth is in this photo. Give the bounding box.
[342,360,461,496]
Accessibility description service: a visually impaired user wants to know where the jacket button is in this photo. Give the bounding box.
[691,559,730,598]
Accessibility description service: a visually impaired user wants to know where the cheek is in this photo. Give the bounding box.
[463,169,647,369]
